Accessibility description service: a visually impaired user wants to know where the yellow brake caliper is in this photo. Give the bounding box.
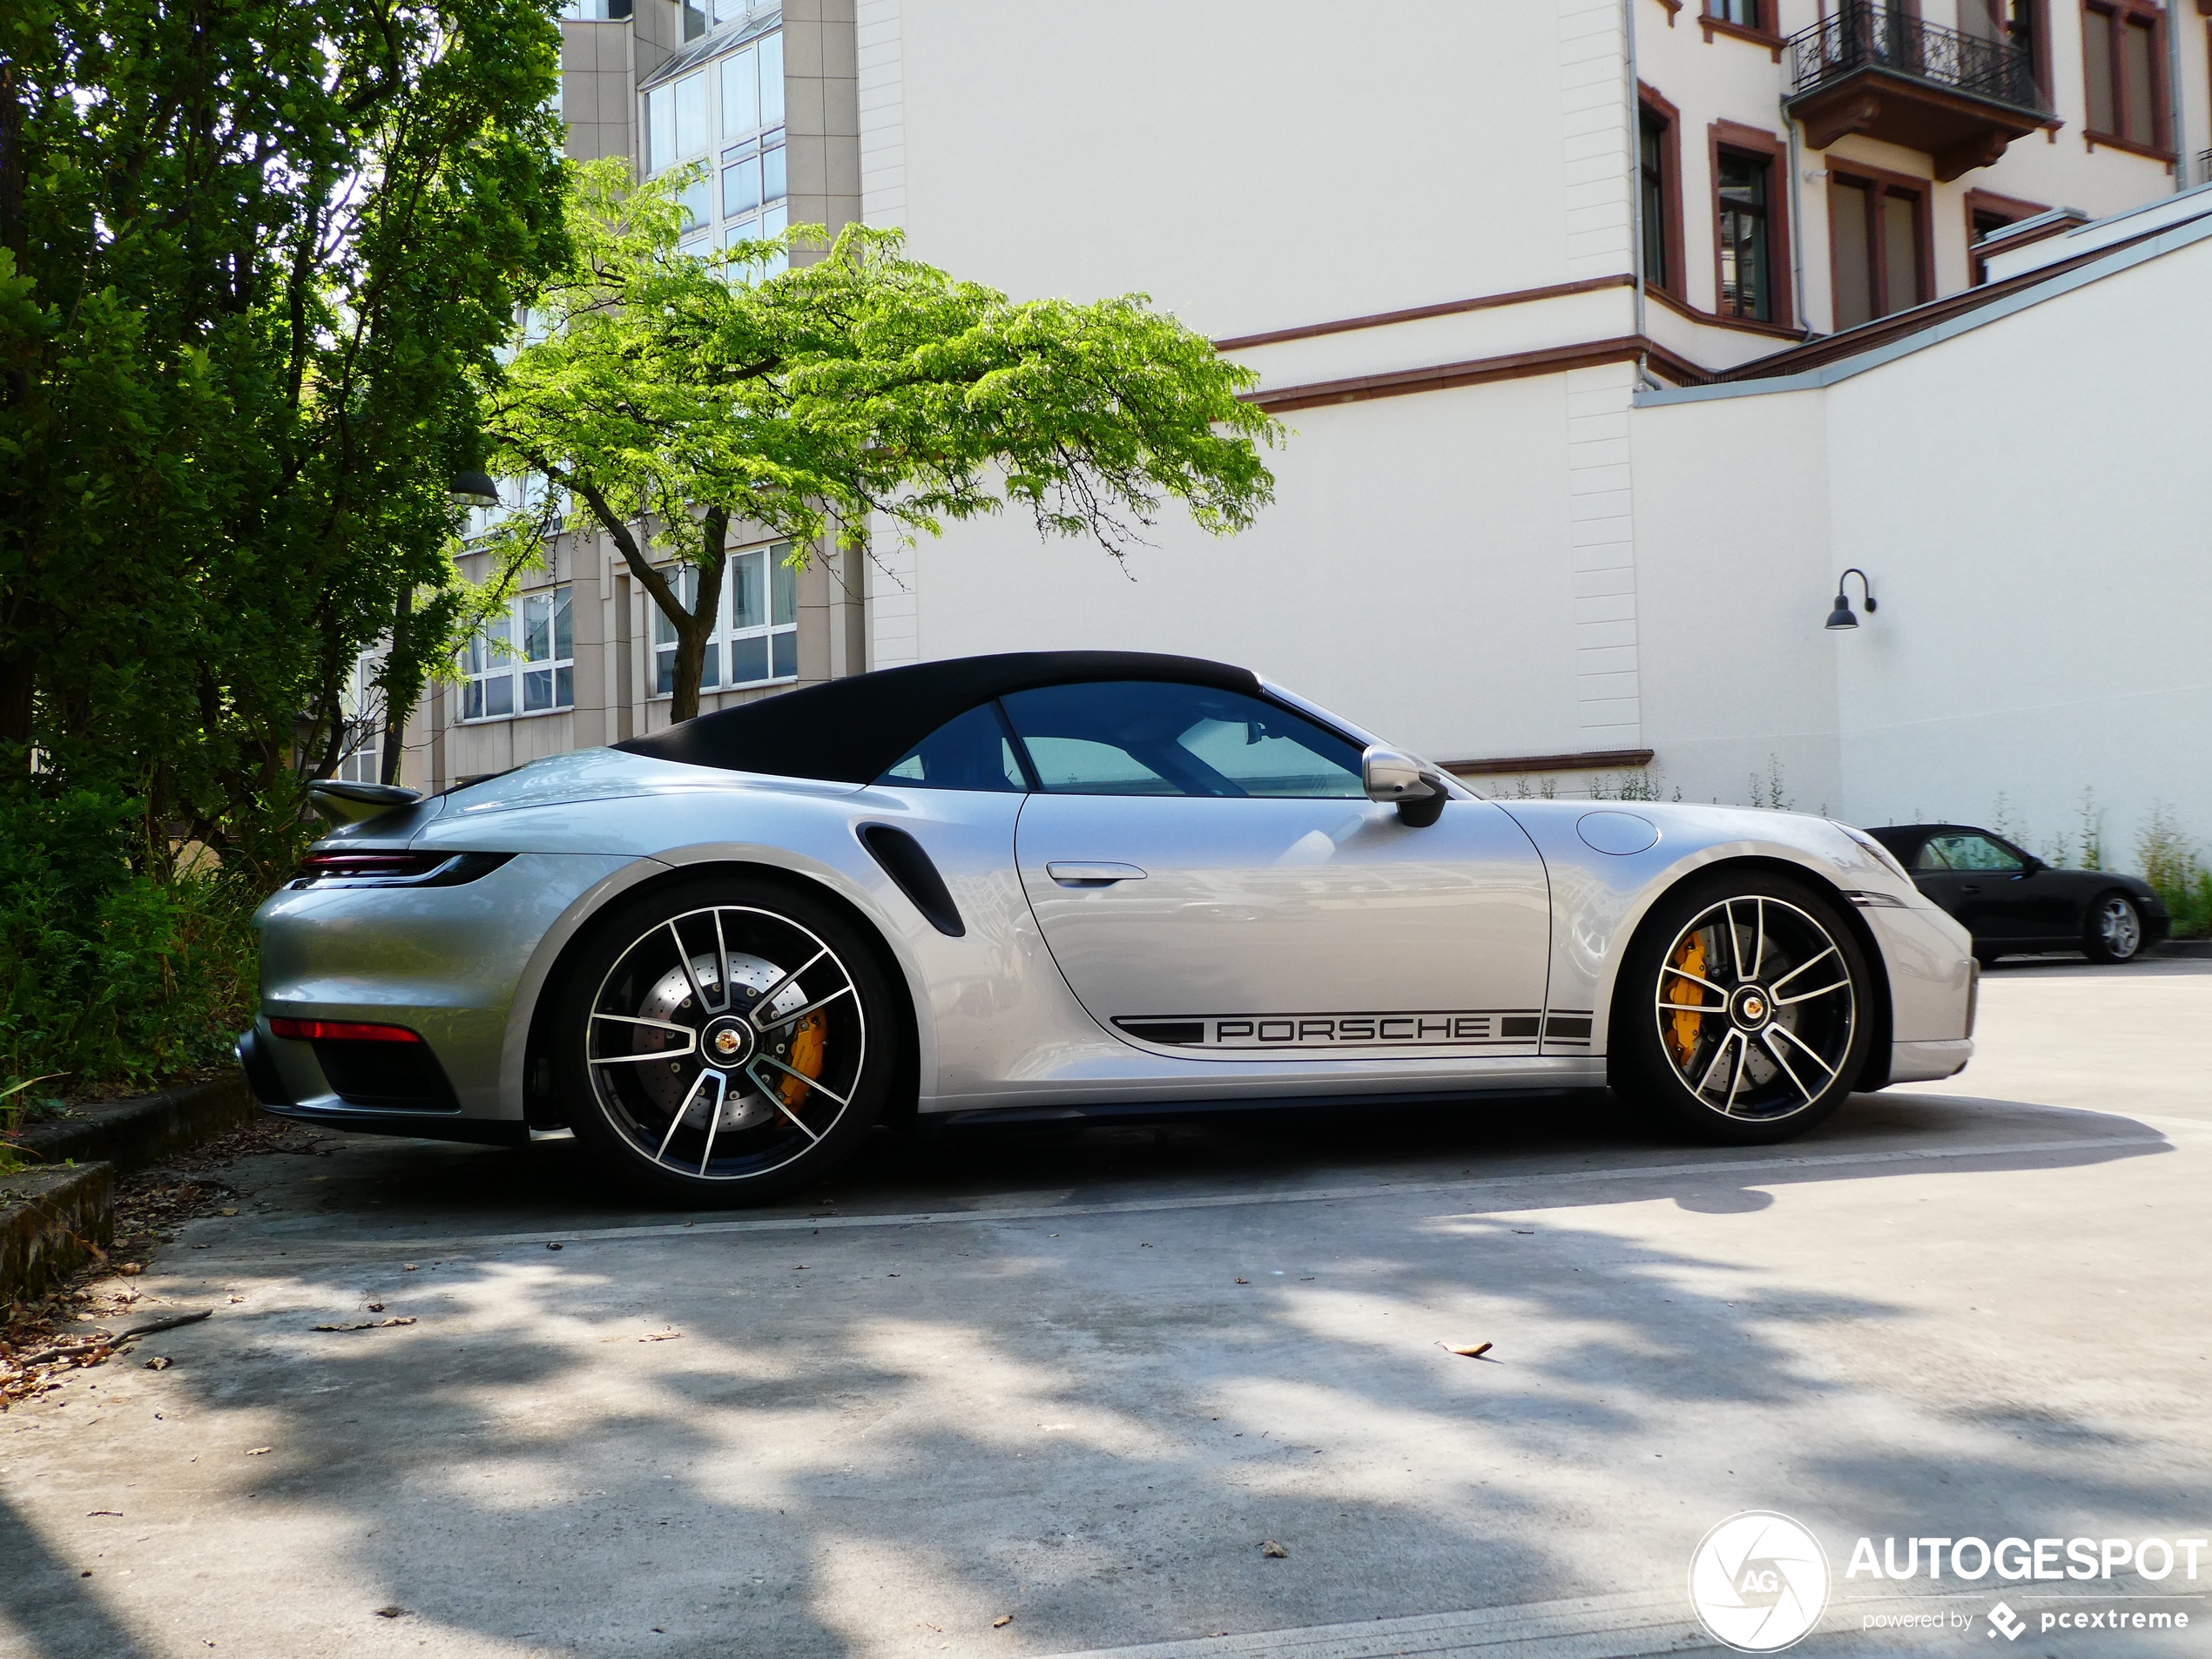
[773,1009,828,1108]
[1667,933,1709,1067]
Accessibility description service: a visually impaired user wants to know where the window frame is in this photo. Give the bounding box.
[1708,123,1794,329]
[1825,164,1934,329]
[337,651,385,784]
[650,543,800,701]
[1962,185,2054,282]
[459,584,576,725]
[1637,84,1688,300]
[1699,0,1785,57]
[2079,0,2172,158]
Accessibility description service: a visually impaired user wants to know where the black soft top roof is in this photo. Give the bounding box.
[614,651,1263,783]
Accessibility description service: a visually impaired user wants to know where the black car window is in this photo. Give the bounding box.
[1925,832,2024,873]
[1912,840,1952,871]
[874,704,1026,792]
[999,681,1366,799]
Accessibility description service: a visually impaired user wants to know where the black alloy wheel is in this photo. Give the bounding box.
[554,875,898,1205]
[1611,872,1873,1145]
[2081,893,2145,965]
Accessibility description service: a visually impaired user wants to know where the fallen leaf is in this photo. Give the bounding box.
[1260,1540,1289,1558]
[639,1331,682,1343]
[993,1615,1012,1628]
[1512,1229,1534,1235]
[144,1357,172,1371]
[1233,1278,1250,1285]
[312,1318,417,1332]
[1439,1341,1494,1359]
[887,1271,899,1278]
[117,1264,144,1276]
[366,1303,384,1313]
[546,1242,563,1251]
[374,1605,408,1619]
[218,1209,238,1217]
[245,1447,272,1456]
[401,1264,418,1271]
[87,1509,122,1516]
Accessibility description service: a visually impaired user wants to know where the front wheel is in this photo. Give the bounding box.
[553,876,899,1206]
[1610,873,1873,1145]
[2081,893,2145,964]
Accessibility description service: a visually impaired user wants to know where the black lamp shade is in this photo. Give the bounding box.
[1824,596,1858,631]
[450,469,501,504]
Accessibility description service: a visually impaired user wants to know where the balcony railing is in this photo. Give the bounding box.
[1786,3,2045,114]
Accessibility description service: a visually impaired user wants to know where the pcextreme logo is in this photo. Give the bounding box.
[1687,1511,1831,1653]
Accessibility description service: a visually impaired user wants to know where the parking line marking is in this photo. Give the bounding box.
[178,1132,2161,1267]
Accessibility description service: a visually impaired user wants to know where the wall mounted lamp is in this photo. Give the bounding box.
[1825,568,1877,631]
[449,469,501,504]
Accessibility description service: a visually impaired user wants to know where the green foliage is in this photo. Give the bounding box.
[2137,804,2212,938]
[1746,757,1793,813]
[1,791,257,1113]
[484,159,1286,719]
[1,0,570,874]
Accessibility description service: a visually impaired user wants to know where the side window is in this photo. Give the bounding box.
[1928,833,2024,873]
[1912,840,1952,871]
[875,704,1025,792]
[999,682,1366,799]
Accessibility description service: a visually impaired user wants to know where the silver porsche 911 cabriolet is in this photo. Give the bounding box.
[239,651,1977,1204]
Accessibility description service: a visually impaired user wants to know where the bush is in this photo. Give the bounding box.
[0,789,260,1115]
[2137,805,2212,939]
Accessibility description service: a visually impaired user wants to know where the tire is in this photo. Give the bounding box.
[2081,892,2146,965]
[552,874,899,1206]
[1610,871,1874,1146]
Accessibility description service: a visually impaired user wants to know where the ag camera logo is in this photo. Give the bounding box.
[1689,1511,1832,1652]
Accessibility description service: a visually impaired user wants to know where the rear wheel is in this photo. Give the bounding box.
[2081,892,2145,964]
[554,876,897,1206]
[1611,873,1872,1145]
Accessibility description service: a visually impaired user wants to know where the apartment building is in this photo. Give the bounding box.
[404,0,2209,846]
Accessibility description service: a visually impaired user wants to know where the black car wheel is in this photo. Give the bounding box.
[554,875,898,1206]
[2082,893,2146,965]
[1611,872,1873,1145]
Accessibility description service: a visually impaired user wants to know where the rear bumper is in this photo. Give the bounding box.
[1887,1037,1973,1085]
[236,1025,526,1146]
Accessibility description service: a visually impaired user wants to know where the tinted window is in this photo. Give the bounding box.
[875,704,1025,792]
[1912,840,1952,871]
[1000,681,1365,799]
[1924,833,2024,873]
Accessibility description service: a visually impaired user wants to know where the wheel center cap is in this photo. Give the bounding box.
[1730,987,1770,1028]
[702,1015,757,1070]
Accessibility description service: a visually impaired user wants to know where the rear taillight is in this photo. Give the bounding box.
[288,850,512,889]
[269,1017,423,1043]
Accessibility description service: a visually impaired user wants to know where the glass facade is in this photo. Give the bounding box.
[643,29,788,276]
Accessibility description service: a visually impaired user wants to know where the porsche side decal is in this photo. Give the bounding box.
[1113,1012,1547,1049]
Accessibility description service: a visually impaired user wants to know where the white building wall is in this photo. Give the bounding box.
[1635,227,2212,857]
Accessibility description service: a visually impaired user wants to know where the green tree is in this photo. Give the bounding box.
[0,0,568,875]
[482,158,1284,724]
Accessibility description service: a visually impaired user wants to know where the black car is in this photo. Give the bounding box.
[1863,824,2169,965]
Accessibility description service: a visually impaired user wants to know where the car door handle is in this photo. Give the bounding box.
[1046,861,1148,886]
[1959,885,1981,894]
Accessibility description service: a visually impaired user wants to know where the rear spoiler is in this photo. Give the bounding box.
[306,779,422,827]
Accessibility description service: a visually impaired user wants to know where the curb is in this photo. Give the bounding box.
[0,1163,116,1304]
[2155,938,2212,959]
[17,1072,256,1176]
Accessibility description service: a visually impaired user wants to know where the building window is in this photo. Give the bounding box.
[1638,97,1683,296]
[1706,0,1769,29]
[461,586,574,722]
[1964,188,2053,282]
[557,0,632,17]
[1715,148,1775,321]
[2081,0,2166,150]
[338,652,383,784]
[720,33,787,274]
[652,546,798,698]
[1829,173,1927,329]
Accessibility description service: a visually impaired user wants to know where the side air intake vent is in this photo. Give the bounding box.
[857,825,965,938]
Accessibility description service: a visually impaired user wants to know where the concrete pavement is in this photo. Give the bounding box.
[3,959,2208,1659]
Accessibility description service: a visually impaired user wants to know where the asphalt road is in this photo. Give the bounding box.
[3,958,2209,1659]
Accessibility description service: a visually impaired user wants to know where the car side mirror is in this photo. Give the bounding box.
[2019,856,2046,875]
[1362,745,1447,827]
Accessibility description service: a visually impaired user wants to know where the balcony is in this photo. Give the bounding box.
[1784,3,2052,181]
